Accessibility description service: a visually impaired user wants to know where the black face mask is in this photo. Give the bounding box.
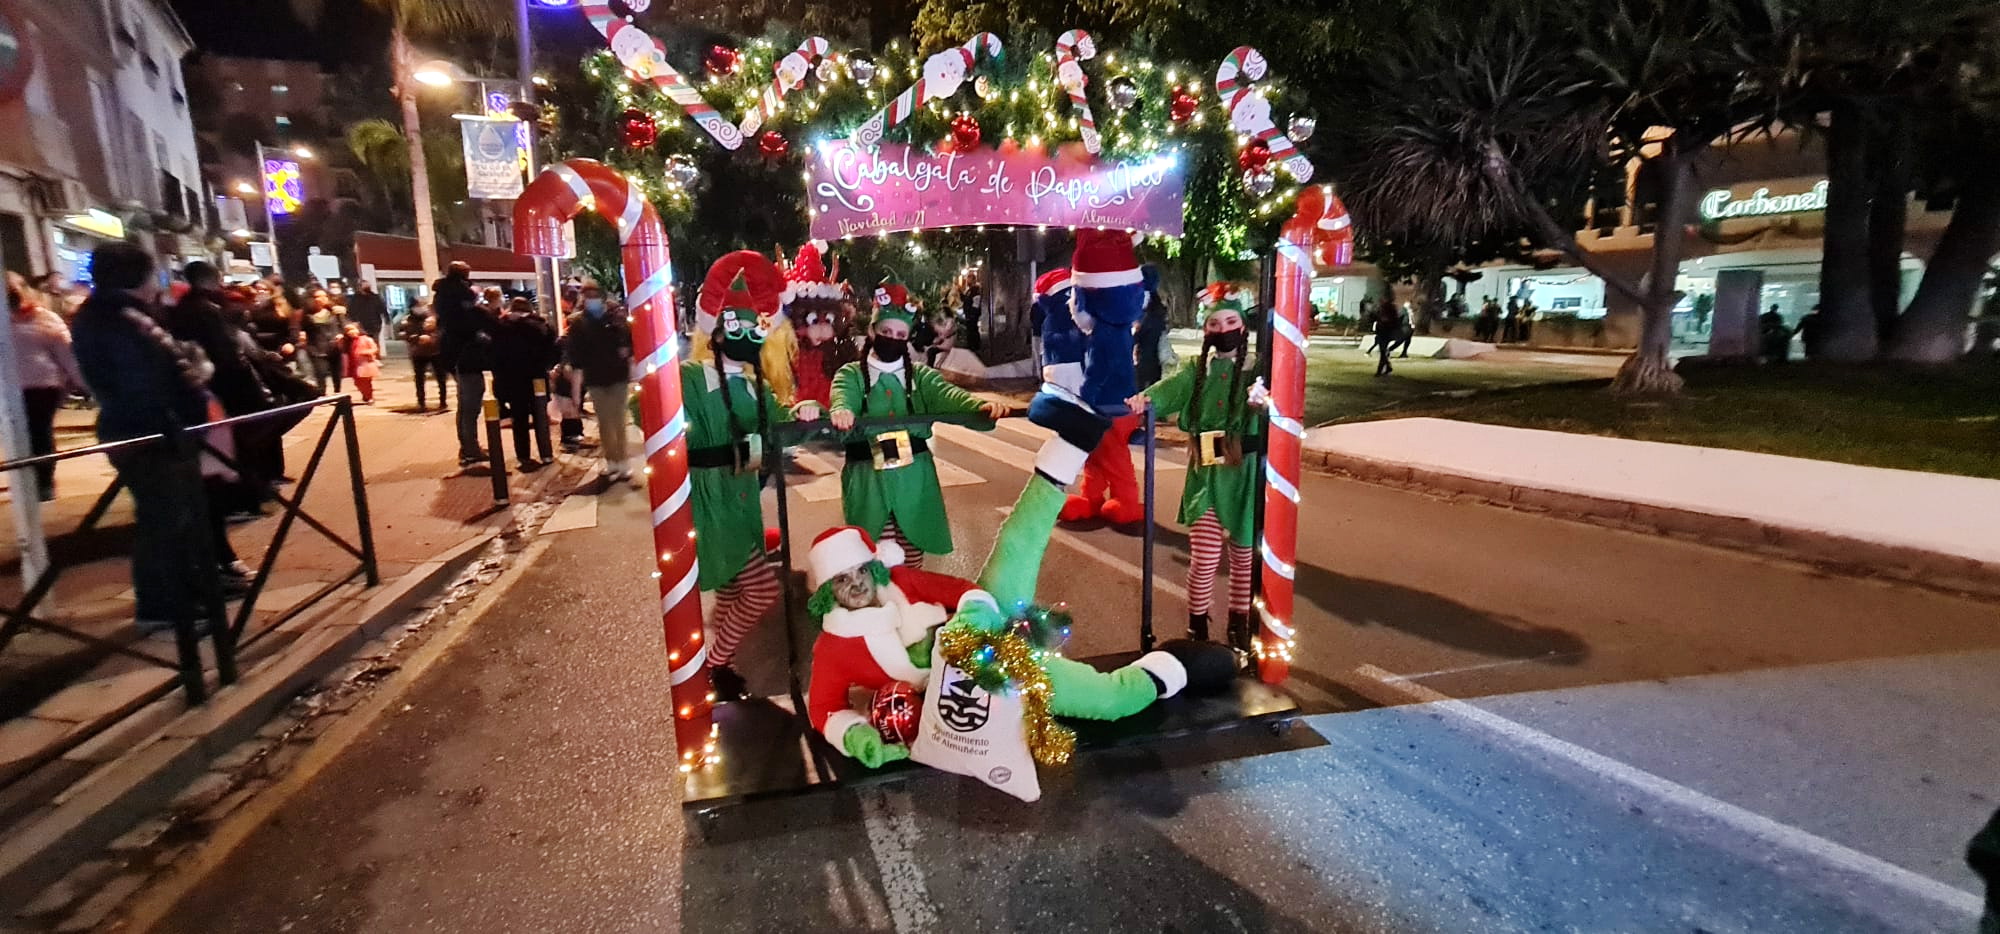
[1205,330,1246,353]
[871,336,908,362]
[720,334,763,362]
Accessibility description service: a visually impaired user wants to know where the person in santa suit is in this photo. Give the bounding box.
[683,251,825,700]
[778,241,857,408]
[808,390,1235,768]
[1130,283,1267,647]
[827,276,1007,567]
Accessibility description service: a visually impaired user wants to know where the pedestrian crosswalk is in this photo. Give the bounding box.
[776,420,1184,505]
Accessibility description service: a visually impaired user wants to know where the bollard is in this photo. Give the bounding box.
[483,397,508,505]
[532,378,554,463]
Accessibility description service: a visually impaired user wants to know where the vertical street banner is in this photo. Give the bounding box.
[459,116,524,201]
[262,159,302,215]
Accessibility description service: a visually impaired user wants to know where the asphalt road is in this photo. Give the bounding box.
[146,417,1999,933]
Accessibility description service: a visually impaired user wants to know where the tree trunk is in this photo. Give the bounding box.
[1817,101,1879,360]
[1612,141,1693,394]
[394,28,443,288]
[1885,160,2000,362]
[1868,105,1913,342]
[1415,264,1444,335]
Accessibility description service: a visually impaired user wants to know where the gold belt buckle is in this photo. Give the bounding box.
[1197,430,1227,467]
[872,430,914,470]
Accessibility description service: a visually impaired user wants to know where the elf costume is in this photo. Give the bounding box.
[1138,283,1266,646]
[779,241,858,408]
[686,251,819,699]
[806,394,1232,768]
[828,277,994,565]
[1055,234,1147,526]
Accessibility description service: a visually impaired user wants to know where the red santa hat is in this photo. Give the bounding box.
[1070,229,1143,289]
[697,250,783,333]
[808,525,906,586]
[1033,267,1073,297]
[781,241,845,305]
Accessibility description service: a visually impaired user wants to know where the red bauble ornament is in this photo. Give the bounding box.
[705,44,740,76]
[1169,86,1199,124]
[758,129,790,159]
[870,681,920,745]
[619,108,657,150]
[949,113,981,152]
[1237,140,1272,172]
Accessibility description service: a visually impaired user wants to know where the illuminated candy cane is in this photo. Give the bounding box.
[514,160,715,768]
[1054,29,1100,154]
[581,1,742,149]
[853,33,1003,149]
[739,36,833,137]
[1255,185,1352,684]
[1215,46,1312,181]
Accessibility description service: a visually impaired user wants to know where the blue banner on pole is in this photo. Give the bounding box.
[460,117,524,200]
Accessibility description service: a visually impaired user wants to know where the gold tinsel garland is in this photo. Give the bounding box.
[937,624,1078,767]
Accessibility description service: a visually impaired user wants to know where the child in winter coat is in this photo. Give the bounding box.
[342,323,380,403]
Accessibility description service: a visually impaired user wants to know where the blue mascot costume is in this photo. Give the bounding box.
[1060,230,1146,525]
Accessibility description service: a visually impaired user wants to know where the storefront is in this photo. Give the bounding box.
[351,231,538,317]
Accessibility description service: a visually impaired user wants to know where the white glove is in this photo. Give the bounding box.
[1246,376,1270,409]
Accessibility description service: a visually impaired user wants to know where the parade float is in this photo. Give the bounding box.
[516,7,1354,810]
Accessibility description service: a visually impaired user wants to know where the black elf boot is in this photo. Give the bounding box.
[708,664,750,702]
[1187,612,1212,642]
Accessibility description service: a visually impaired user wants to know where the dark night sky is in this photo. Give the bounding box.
[165,0,389,66]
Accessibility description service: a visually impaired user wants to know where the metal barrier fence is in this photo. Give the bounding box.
[0,396,377,709]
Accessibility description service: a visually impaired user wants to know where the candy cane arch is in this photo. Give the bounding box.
[581,1,742,149]
[1216,46,1312,181]
[852,33,1003,149]
[514,160,715,769]
[1054,30,1100,154]
[1256,186,1352,684]
[739,36,832,137]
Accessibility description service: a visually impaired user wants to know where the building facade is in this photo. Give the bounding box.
[0,0,206,286]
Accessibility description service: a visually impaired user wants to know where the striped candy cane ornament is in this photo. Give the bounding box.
[514,160,716,769]
[1054,29,1100,154]
[853,33,1003,149]
[1215,46,1312,182]
[581,1,742,150]
[1255,185,1351,684]
[739,36,833,137]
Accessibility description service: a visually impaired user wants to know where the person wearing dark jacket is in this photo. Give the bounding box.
[492,297,557,470]
[347,280,387,342]
[400,302,446,411]
[1134,267,1174,390]
[562,281,634,480]
[71,244,219,635]
[432,261,491,466]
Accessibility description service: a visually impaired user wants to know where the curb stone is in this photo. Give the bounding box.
[1305,448,2000,602]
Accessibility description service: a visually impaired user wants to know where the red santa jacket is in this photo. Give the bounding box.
[807,565,976,744]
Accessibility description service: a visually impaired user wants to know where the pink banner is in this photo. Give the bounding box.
[807,142,1185,240]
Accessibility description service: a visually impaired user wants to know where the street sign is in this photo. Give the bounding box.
[249,241,275,268]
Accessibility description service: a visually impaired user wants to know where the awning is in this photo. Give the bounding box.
[353,231,536,283]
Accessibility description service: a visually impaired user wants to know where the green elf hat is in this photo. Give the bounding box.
[871,275,918,328]
[1197,282,1255,325]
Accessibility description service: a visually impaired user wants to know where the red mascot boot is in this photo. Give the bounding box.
[1094,412,1145,526]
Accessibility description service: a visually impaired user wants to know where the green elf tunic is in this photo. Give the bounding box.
[1140,354,1264,547]
[829,359,991,555]
[681,359,791,591]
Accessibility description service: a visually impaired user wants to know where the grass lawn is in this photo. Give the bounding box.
[1170,338,1622,427]
[1347,362,2000,481]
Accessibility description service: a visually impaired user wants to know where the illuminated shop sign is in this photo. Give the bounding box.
[1699,180,1828,221]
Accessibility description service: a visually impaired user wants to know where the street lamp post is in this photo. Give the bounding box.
[248,140,314,282]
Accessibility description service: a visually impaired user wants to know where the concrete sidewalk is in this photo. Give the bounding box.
[0,354,602,835]
[1304,417,2000,599]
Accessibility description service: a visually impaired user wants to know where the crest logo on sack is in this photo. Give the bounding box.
[937,673,990,732]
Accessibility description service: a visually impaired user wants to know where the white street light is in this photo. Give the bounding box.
[414,60,461,87]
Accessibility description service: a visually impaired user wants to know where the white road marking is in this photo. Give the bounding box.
[790,456,986,503]
[932,423,1039,474]
[1351,664,1984,921]
[1393,652,1584,682]
[539,494,599,533]
[793,449,839,476]
[857,787,938,933]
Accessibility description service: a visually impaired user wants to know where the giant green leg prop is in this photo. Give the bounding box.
[975,476,1070,610]
[1045,656,1162,720]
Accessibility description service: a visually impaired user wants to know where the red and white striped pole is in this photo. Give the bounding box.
[515,159,715,769]
[1257,185,1352,684]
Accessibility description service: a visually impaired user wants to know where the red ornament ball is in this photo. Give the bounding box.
[619,108,657,150]
[1237,140,1272,172]
[1169,86,1200,124]
[870,681,921,745]
[758,130,790,159]
[705,44,740,76]
[949,113,981,152]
